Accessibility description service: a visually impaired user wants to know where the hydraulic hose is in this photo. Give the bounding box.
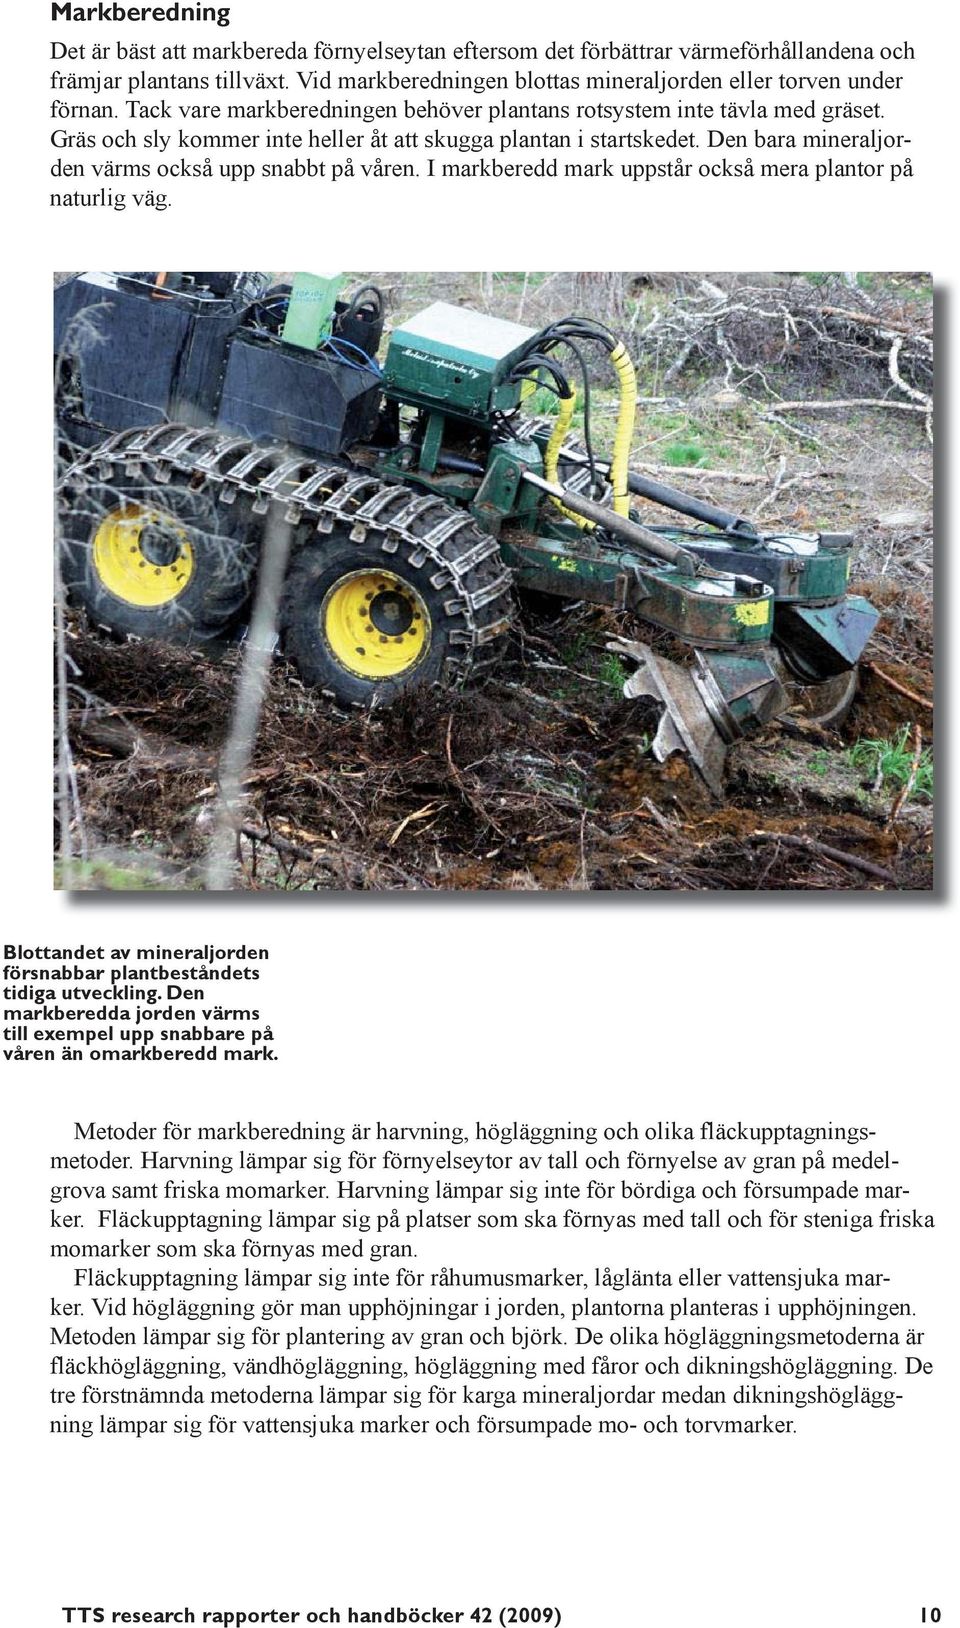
[543,390,593,531]
[516,319,638,522]
[609,341,638,518]
[554,445,761,540]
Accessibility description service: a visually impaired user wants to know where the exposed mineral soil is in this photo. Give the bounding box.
[61,571,933,892]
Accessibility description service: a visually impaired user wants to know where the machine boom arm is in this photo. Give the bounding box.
[554,444,760,540]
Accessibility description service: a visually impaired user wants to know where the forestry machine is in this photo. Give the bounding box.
[55,271,878,792]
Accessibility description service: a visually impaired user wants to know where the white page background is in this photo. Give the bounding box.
[4,2,955,1624]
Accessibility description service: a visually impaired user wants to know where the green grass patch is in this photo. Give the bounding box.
[54,857,174,890]
[848,726,934,802]
[662,441,711,468]
[598,652,627,693]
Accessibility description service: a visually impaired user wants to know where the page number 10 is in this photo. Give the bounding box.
[920,1611,942,1622]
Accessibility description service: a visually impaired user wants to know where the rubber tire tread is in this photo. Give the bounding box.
[279,510,513,707]
[59,465,258,645]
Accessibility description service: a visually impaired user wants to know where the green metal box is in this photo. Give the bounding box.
[282,271,344,350]
[383,302,538,421]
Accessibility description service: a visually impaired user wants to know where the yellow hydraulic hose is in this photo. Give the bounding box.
[543,389,592,530]
[609,341,638,517]
[541,338,637,527]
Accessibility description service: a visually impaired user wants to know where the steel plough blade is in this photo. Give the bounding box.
[609,640,728,797]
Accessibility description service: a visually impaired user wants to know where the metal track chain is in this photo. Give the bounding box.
[65,425,517,681]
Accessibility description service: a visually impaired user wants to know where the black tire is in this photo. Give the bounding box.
[280,520,513,708]
[59,464,257,645]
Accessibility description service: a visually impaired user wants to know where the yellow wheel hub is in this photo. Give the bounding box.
[322,569,431,680]
[92,503,195,608]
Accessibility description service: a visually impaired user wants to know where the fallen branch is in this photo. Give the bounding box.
[886,333,934,441]
[752,454,787,518]
[750,830,898,887]
[609,797,677,832]
[888,334,932,405]
[490,680,601,736]
[445,714,506,835]
[388,802,443,846]
[74,711,216,770]
[240,821,323,867]
[820,305,933,343]
[887,724,924,825]
[761,412,829,448]
[237,821,428,890]
[769,398,927,415]
[632,460,837,486]
[864,662,934,711]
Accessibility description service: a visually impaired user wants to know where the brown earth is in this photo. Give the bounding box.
[60,574,934,892]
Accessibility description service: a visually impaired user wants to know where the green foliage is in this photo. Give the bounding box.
[598,652,627,693]
[528,387,561,417]
[560,629,593,664]
[848,726,934,801]
[54,852,204,890]
[663,441,711,468]
[55,857,167,890]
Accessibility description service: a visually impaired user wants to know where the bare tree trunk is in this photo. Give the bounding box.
[572,272,627,323]
[203,512,292,891]
[54,533,75,888]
